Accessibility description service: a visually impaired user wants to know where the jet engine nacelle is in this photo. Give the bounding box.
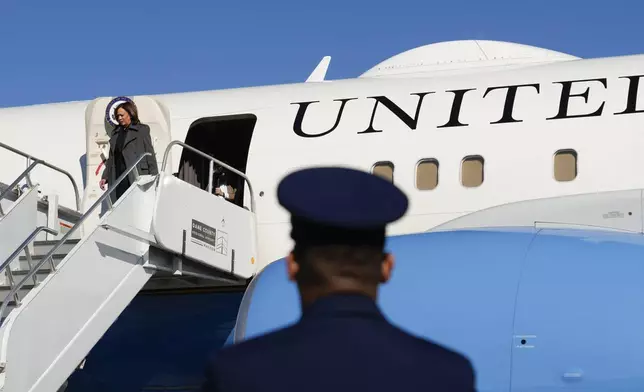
[230,227,644,392]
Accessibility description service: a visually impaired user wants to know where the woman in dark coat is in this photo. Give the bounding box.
[99,101,159,203]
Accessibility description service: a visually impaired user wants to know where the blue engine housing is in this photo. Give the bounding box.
[230,227,644,392]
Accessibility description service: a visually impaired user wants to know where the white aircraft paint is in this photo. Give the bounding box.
[2,40,643,269]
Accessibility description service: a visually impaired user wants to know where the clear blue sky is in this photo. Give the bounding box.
[1,0,643,108]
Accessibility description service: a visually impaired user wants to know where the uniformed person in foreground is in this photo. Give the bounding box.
[202,167,476,392]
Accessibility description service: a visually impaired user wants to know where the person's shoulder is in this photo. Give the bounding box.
[203,328,289,391]
[129,123,150,134]
[389,324,475,378]
[134,123,151,132]
[108,126,121,137]
[204,325,300,389]
[212,324,299,365]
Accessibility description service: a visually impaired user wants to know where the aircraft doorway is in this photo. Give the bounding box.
[177,114,256,207]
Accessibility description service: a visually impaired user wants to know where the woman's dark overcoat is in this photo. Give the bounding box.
[101,123,159,202]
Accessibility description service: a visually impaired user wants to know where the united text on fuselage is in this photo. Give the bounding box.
[292,74,644,137]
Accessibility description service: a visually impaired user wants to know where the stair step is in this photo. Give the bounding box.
[0,288,40,316]
[32,238,81,246]
[0,288,36,300]
[12,268,52,276]
[2,269,53,286]
[0,284,36,291]
[18,254,65,262]
[16,254,65,272]
[31,239,80,256]
[33,239,81,246]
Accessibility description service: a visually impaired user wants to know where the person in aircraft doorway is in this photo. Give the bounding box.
[211,162,237,203]
[99,101,159,203]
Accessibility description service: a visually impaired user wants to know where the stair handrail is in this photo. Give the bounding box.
[0,226,59,276]
[160,140,256,212]
[0,153,152,323]
[0,141,81,212]
[0,226,59,305]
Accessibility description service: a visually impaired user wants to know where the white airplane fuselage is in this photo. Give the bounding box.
[2,42,644,269]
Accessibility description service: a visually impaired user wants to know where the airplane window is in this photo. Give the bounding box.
[372,161,394,182]
[461,156,484,187]
[416,159,439,190]
[554,149,577,182]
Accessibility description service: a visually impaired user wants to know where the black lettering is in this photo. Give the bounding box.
[437,88,475,128]
[358,92,433,134]
[292,98,357,138]
[615,75,644,115]
[483,84,540,124]
[547,78,607,120]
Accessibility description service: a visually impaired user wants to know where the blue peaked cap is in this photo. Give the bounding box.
[277,167,409,248]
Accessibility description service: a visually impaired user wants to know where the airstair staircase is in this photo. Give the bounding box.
[0,141,259,392]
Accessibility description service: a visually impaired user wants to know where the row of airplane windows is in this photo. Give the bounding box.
[371,149,579,189]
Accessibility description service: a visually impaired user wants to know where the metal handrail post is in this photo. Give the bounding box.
[0,153,152,322]
[23,246,40,286]
[207,160,214,194]
[25,157,33,188]
[0,142,82,211]
[0,161,40,202]
[160,140,256,212]
[0,226,58,279]
[39,160,81,211]
[5,265,18,305]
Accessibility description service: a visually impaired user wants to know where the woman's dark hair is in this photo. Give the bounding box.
[115,101,140,125]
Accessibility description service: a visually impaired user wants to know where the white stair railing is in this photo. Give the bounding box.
[0,141,81,215]
[156,141,258,278]
[0,226,58,309]
[0,142,84,312]
[0,152,152,322]
[161,140,256,212]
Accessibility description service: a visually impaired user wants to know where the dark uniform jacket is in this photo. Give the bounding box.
[202,294,476,392]
[102,123,158,201]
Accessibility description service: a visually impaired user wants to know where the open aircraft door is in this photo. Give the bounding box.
[81,96,172,233]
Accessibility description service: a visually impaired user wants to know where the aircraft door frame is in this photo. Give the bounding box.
[82,96,172,232]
